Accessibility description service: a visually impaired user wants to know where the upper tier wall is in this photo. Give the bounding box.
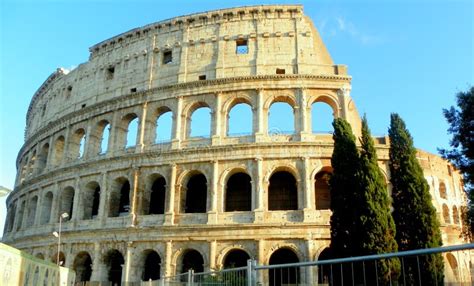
[25,5,345,140]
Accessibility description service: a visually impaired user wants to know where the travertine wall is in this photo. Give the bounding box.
[3,5,471,285]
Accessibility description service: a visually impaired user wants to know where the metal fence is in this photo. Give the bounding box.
[158,243,473,286]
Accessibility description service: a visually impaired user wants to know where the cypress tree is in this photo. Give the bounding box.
[388,113,444,285]
[329,118,360,262]
[356,116,400,283]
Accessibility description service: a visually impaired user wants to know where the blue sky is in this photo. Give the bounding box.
[0,0,472,232]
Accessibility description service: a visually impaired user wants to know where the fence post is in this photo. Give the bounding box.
[188,270,194,286]
[251,259,258,286]
[246,259,253,286]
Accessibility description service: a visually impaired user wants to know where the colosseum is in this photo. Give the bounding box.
[2,4,472,285]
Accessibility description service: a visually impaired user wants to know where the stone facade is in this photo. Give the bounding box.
[2,5,471,284]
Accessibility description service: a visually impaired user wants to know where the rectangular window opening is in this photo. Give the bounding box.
[199,75,206,80]
[130,88,137,93]
[106,66,115,80]
[236,39,248,54]
[81,104,86,109]
[276,68,286,75]
[163,51,172,64]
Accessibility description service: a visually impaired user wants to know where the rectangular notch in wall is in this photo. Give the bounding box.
[276,68,286,75]
[163,51,172,64]
[236,39,248,54]
[199,75,206,80]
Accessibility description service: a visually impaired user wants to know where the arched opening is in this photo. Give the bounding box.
[452,206,460,225]
[189,106,212,138]
[223,249,250,268]
[109,178,130,217]
[83,182,100,220]
[443,204,450,224]
[52,136,65,166]
[16,201,26,230]
[149,177,166,215]
[269,248,300,286]
[156,110,173,143]
[26,196,38,227]
[228,103,252,136]
[446,253,459,280]
[185,173,207,213]
[37,143,49,172]
[35,253,44,260]
[28,151,37,176]
[181,249,204,273]
[439,182,448,199]
[311,102,334,133]
[52,251,66,266]
[40,192,53,224]
[73,252,92,282]
[99,122,111,154]
[268,102,294,135]
[268,171,297,211]
[317,248,332,284]
[315,170,331,210]
[59,187,75,219]
[225,172,251,212]
[70,129,86,159]
[104,249,124,285]
[6,203,16,232]
[126,117,139,148]
[142,250,161,281]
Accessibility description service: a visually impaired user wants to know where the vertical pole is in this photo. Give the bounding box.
[416,256,421,286]
[57,216,61,265]
[401,257,406,286]
[375,261,379,286]
[247,259,253,286]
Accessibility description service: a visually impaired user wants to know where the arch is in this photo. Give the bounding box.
[37,143,50,172]
[70,128,86,159]
[452,205,460,225]
[109,177,130,217]
[6,203,16,232]
[439,181,448,199]
[184,173,207,213]
[141,250,161,281]
[268,102,295,135]
[189,105,212,138]
[225,172,251,212]
[442,204,450,224]
[103,249,124,285]
[268,171,298,211]
[40,192,53,224]
[309,94,339,117]
[155,107,173,143]
[52,136,65,166]
[98,120,111,154]
[148,176,166,215]
[52,251,66,266]
[126,116,139,148]
[16,200,26,230]
[35,253,45,260]
[223,249,250,268]
[26,195,38,227]
[227,103,253,136]
[83,182,101,220]
[73,251,92,282]
[317,248,332,284]
[268,248,300,286]
[315,169,332,210]
[180,249,204,274]
[59,187,75,219]
[311,101,335,133]
[446,253,459,280]
[28,150,37,176]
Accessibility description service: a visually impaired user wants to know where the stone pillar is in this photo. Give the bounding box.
[109,111,121,152]
[83,120,93,159]
[208,161,218,224]
[165,164,177,225]
[124,241,138,284]
[177,26,189,83]
[138,102,149,152]
[45,136,54,169]
[99,172,108,226]
[305,239,315,284]
[165,241,173,277]
[254,157,264,223]
[298,88,311,141]
[257,240,266,284]
[34,187,43,226]
[61,126,71,164]
[130,168,140,227]
[302,157,316,222]
[71,176,81,221]
[172,97,183,149]
[209,240,217,271]
[91,242,107,282]
[211,92,222,145]
[254,89,266,142]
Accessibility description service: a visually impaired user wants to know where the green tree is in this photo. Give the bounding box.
[356,116,400,283]
[439,86,474,239]
[389,113,444,285]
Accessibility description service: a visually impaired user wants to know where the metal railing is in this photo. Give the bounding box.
[155,243,474,286]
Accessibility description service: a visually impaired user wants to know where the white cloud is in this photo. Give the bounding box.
[321,16,384,46]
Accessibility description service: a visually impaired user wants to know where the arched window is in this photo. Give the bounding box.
[52,136,65,166]
[83,182,100,220]
[446,253,459,280]
[223,249,250,268]
[35,253,44,260]
[142,250,161,281]
[99,122,111,154]
[181,249,204,273]
[37,143,49,172]
[73,252,92,283]
[103,249,124,284]
[59,187,75,219]
[317,248,332,284]
[268,171,298,211]
[225,172,251,212]
[148,177,166,215]
[439,182,447,199]
[26,196,38,227]
[52,251,66,266]
[109,178,130,217]
[156,110,173,143]
[269,248,299,286]
[28,151,37,176]
[315,171,331,210]
[268,102,294,135]
[311,102,334,133]
[452,206,460,225]
[16,200,26,230]
[126,117,139,148]
[184,173,207,213]
[40,192,53,224]
[70,129,86,159]
[189,106,212,138]
[228,103,252,136]
[442,204,450,224]
[6,203,16,232]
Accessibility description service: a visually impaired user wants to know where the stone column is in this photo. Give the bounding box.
[254,89,266,142]
[61,126,71,164]
[124,241,138,284]
[90,242,104,282]
[208,161,218,224]
[45,136,54,169]
[71,176,81,221]
[253,157,264,223]
[83,120,93,159]
[209,240,217,272]
[257,240,266,284]
[305,239,315,284]
[109,110,122,152]
[138,102,149,152]
[298,88,311,141]
[50,182,60,223]
[165,241,173,277]
[172,97,183,149]
[99,172,108,226]
[34,187,43,226]
[165,164,177,225]
[130,167,140,227]
[211,92,222,145]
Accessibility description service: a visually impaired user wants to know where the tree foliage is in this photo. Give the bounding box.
[389,113,444,285]
[439,86,474,239]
